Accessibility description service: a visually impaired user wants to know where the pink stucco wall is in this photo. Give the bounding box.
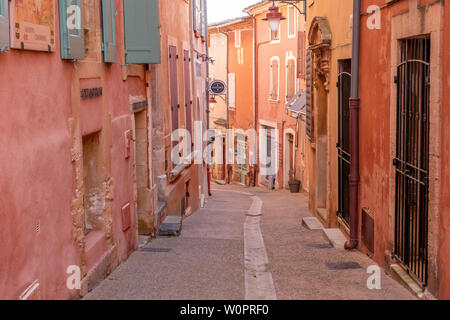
[0,0,141,299]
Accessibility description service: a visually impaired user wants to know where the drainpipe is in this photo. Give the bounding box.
[246,12,258,187]
[345,0,361,250]
[218,28,230,184]
[204,0,212,196]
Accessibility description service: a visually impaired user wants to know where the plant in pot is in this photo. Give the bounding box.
[288,171,301,193]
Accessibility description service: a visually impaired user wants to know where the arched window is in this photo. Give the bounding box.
[270,57,280,101]
[286,57,297,100]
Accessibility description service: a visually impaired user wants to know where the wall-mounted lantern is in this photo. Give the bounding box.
[263,1,307,33]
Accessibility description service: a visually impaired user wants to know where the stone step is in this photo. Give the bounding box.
[159,216,183,237]
[322,228,347,249]
[302,217,324,230]
[390,264,424,298]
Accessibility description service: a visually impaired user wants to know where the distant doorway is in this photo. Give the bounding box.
[337,60,352,226]
[284,130,295,189]
[134,110,152,235]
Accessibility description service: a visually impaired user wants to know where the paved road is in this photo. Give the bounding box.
[85,184,415,300]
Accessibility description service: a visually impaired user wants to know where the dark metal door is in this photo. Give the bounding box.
[394,38,430,287]
[337,60,352,226]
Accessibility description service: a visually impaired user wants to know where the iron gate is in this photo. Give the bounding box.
[393,38,430,287]
[337,60,352,226]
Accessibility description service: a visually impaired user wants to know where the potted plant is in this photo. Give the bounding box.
[288,179,301,193]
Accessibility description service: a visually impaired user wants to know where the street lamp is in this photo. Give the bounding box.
[262,1,306,33]
[263,5,286,32]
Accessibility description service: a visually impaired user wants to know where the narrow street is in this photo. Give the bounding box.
[85,184,415,300]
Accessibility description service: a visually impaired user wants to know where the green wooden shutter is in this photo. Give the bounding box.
[59,0,85,60]
[123,0,161,64]
[102,0,117,62]
[0,0,9,52]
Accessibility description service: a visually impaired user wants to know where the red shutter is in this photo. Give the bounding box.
[184,50,192,136]
[169,46,179,132]
[297,31,306,79]
[305,49,313,140]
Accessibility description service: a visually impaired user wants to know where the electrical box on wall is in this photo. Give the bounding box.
[122,203,131,232]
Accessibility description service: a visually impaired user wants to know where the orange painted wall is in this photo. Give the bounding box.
[359,0,401,268]
[228,28,254,132]
[254,5,302,189]
[359,0,448,297]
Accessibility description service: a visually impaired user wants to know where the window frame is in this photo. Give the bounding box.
[228,72,236,108]
[288,5,296,38]
[285,55,297,101]
[235,29,241,48]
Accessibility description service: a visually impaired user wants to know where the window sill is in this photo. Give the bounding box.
[268,99,280,103]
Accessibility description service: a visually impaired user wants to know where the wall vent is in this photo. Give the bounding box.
[362,208,374,254]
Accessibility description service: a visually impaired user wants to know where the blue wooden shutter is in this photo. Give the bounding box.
[102,0,117,63]
[0,0,9,52]
[59,0,85,60]
[123,0,161,64]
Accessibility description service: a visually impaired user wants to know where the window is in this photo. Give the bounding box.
[237,47,244,65]
[286,57,296,101]
[270,27,280,42]
[0,0,9,52]
[288,6,296,38]
[59,0,85,60]
[101,0,117,63]
[123,0,161,64]
[228,73,236,108]
[194,0,205,36]
[270,57,280,101]
[235,30,241,48]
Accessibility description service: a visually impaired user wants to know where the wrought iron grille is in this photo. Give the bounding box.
[393,37,430,287]
[337,60,352,226]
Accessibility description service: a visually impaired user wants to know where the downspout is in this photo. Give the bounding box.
[246,11,258,187]
[345,0,361,250]
[204,0,212,196]
[218,28,230,184]
[246,11,271,187]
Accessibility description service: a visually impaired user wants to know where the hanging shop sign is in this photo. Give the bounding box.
[210,80,226,95]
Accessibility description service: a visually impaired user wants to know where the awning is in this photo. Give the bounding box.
[285,89,306,120]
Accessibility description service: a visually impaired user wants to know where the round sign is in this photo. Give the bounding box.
[210,80,226,95]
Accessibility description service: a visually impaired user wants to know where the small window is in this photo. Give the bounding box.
[235,30,241,48]
[270,57,279,101]
[270,27,280,41]
[288,6,296,38]
[228,73,236,108]
[193,0,202,33]
[237,47,244,65]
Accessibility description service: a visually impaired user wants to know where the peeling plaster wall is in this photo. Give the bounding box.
[0,0,144,299]
[360,0,445,296]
